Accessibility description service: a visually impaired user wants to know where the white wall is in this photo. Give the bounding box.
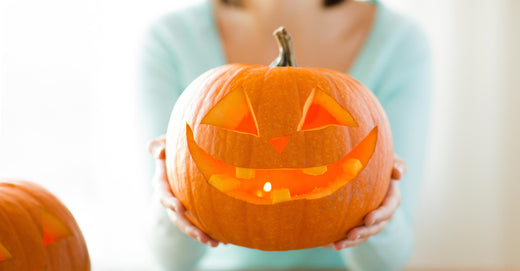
[383,0,520,268]
[1,0,195,269]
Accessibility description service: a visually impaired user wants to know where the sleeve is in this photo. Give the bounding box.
[138,20,208,271]
[139,21,183,140]
[341,23,432,271]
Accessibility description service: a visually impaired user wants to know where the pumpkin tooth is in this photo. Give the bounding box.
[236,167,255,179]
[271,189,291,203]
[302,166,328,176]
[342,159,363,177]
[209,174,240,192]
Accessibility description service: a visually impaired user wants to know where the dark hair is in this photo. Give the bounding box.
[220,0,347,8]
[323,0,347,7]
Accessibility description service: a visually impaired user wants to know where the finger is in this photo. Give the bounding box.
[346,221,388,241]
[322,243,335,249]
[147,136,167,159]
[151,159,183,213]
[152,159,172,193]
[391,155,407,180]
[159,193,185,213]
[364,181,401,225]
[333,237,369,250]
[151,152,168,184]
[166,209,219,247]
[153,176,183,213]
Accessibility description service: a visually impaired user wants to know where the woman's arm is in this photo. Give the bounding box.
[139,20,209,271]
[340,22,432,271]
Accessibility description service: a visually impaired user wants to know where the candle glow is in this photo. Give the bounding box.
[263,182,272,192]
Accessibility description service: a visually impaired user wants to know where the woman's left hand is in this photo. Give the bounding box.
[325,155,407,250]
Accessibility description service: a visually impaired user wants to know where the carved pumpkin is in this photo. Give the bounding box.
[165,27,393,250]
[0,179,90,270]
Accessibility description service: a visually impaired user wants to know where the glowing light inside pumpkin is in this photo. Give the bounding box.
[0,242,12,261]
[263,182,272,192]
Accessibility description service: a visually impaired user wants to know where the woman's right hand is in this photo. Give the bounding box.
[148,136,220,247]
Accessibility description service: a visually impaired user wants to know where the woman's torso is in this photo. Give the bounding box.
[140,0,430,269]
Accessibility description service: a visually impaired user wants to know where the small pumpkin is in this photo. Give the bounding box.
[165,27,393,250]
[0,179,90,270]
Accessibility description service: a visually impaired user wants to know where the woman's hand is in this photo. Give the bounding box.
[326,155,407,250]
[148,136,220,247]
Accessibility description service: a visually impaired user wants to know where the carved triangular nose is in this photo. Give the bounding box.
[269,136,290,154]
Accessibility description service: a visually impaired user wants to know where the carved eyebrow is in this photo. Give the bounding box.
[297,89,358,132]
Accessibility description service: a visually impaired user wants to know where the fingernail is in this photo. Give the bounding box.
[168,199,178,212]
[150,141,166,158]
[166,209,174,216]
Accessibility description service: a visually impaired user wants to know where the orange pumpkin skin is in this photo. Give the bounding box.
[165,28,393,251]
[0,179,90,270]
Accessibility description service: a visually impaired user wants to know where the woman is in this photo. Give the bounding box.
[140,0,431,270]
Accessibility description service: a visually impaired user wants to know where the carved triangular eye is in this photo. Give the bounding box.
[0,242,12,261]
[201,90,259,136]
[41,209,72,246]
[297,89,358,131]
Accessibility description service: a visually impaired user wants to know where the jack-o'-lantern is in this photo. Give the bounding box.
[165,27,393,251]
[0,179,90,270]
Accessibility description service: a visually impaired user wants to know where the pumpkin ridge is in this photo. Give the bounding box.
[189,65,248,233]
[0,207,17,263]
[0,188,44,267]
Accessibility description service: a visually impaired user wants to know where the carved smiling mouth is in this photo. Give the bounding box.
[186,124,378,205]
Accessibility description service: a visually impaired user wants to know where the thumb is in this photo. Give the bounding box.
[391,155,407,180]
[147,136,166,159]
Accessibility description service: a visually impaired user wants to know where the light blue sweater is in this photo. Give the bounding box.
[139,1,431,270]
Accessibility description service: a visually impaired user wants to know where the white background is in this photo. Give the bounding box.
[1,0,519,270]
[384,0,520,268]
[0,0,193,269]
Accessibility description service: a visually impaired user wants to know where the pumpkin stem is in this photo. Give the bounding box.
[270,26,297,67]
